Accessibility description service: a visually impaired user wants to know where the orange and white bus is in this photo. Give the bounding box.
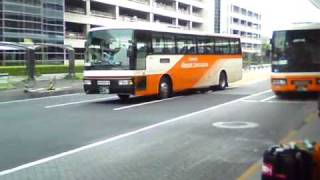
[271,23,320,95]
[83,25,242,100]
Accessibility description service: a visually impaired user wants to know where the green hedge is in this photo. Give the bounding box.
[0,65,84,76]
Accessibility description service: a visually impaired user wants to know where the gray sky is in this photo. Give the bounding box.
[240,0,320,37]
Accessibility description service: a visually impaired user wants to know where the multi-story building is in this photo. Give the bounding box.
[0,0,64,63]
[0,0,212,64]
[64,0,213,62]
[219,0,262,54]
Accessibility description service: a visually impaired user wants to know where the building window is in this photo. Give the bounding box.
[232,18,239,24]
[232,29,239,35]
[232,5,239,13]
[214,0,221,33]
[241,8,247,16]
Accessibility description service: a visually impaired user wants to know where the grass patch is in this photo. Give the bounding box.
[0,83,15,90]
[0,65,84,76]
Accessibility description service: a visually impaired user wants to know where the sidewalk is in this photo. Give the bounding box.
[0,69,271,103]
[0,74,83,102]
[241,111,320,180]
[230,68,271,87]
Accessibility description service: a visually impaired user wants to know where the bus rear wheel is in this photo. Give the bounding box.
[218,71,228,90]
[118,94,130,101]
[158,77,172,99]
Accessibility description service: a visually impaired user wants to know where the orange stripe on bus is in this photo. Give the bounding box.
[136,54,241,96]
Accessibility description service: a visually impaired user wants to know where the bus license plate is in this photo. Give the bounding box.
[296,86,307,92]
[99,86,110,94]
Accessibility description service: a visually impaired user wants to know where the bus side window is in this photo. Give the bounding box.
[152,32,164,54]
[176,35,196,54]
[135,30,151,70]
[163,34,176,54]
[215,38,230,55]
[197,37,214,54]
[230,39,240,54]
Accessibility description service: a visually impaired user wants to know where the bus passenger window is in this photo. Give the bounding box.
[215,38,231,54]
[176,35,196,54]
[197,38,214,54]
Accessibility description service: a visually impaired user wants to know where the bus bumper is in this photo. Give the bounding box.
[83,79,135,95]
[271,77,320,93]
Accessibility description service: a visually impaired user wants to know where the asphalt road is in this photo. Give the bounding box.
[0,80,317,180]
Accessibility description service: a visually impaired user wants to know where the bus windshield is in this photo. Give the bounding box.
[86,29,134,70]
[272,29,320,72]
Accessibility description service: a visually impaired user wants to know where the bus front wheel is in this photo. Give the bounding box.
[158,77,172,99]
[218,71,228,90]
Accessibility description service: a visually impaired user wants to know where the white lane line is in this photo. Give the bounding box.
[240,99,260,103]
[113,96,182,111]
[0,93,83,105]
[0,89,271,177]
[267,100,309,104]
[261,95,276,102]
[45,96,117,109]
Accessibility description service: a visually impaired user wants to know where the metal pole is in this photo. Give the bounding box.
[26,49,35,80]
[68,49,75,78]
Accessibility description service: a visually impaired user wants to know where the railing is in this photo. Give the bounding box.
[178,9,190,14]
[91,10,115,19]
[120,15,149,22]
[65,32,85,39]
[192,12,201,17]
[154,2,175,11]
[128,0,150,5]
[65,7,86,14]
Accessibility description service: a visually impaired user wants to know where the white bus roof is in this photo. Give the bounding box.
[274,22,320,31]
[89,23,240,39]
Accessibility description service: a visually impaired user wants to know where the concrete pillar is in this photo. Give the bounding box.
[175,18,178,26]
[86,0,90,15]
[86,24,91,34]
[115,6,120,19]
[176,1,179,12]
[189,21,192,30]
[150,13,154,22]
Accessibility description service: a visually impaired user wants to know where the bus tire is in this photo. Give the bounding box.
[218,71,228,90]
[274,92,286,98]
[158,77,172,99]
[118,94,130,101]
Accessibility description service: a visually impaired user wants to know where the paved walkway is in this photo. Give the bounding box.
[230,68,271,88]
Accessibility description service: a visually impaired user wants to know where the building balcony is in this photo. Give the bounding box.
[119,15,149,22]
[128,0,150,5]
[178,9,190,14]
[65,32,85,39]
[91,10,115,19]
[154,2,176,11]
[65,7,85,14]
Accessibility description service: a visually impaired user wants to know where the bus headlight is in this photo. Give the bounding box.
[119,80,133,86]
[272,79,287,85]
[316,79,320,84]
[83,80,91,85]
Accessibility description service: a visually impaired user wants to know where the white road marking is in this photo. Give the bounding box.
[113,96,182,111]
[266,100,309,104]
[212,121,259,129]
[240,99,310,104]
[261,95,276,102]
[45,96,117,108]
[0,93,82,105]
[240,99,260,103]
[0,89,271,176]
